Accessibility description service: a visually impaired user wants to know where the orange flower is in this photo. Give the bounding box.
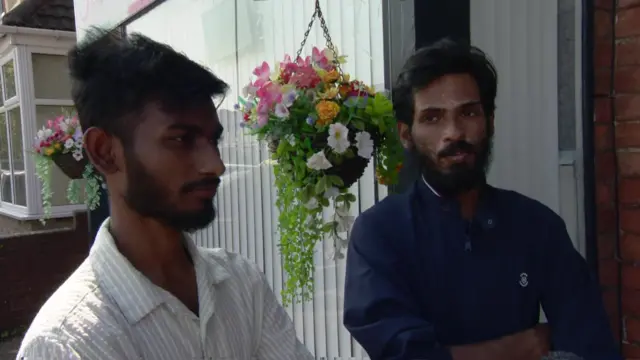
[339,83,350,98]
[315,100,341,126]
[322,69,340,83]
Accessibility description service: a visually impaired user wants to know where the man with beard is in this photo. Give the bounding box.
[17,28,312,360]
[343,39,620,360]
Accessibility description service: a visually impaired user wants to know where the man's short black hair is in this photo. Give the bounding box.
[392,38,498,125]
[68,27,229,143]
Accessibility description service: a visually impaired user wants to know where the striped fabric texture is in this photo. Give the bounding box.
[17,219,314,360]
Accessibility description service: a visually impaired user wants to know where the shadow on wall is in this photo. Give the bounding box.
[0,212,89,335]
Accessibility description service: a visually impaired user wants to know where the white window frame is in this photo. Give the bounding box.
[24,45,86,219]
[0,48,28,217]
[0,39,84,219]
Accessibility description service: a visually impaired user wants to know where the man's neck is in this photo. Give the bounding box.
[422,175,481,219]
[108,203,193,281]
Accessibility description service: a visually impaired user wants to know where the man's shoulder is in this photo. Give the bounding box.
[197,247,264,284]
[357,191,413,223]
[19,260,125,357]
[494,187,564,223]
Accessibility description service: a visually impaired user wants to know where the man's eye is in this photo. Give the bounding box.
[422,115,439,123]
[171,134,194,143]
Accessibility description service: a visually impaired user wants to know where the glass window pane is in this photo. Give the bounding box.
[32,54,73,100]
[2,60,16,100]
[0,112,12,203]
[35,105,83,206]
[8,107,25,206]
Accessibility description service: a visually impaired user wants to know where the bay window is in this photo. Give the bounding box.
[0,27,82,219]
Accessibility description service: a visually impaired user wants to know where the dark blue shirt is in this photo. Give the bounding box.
[343,180,620,360]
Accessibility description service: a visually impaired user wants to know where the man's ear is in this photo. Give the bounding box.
[398,122,413,150]
[83,127,119,175]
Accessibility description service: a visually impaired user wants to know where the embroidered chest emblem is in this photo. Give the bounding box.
[519,272,529,287]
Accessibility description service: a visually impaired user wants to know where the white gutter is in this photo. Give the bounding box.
[0,24,75,39]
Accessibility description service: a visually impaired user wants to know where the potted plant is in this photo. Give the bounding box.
[237,47,404,304]
[33,114,104,222]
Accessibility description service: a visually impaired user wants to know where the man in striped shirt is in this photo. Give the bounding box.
[17,27,313,360]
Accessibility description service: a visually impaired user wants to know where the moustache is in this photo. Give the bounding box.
[438,141,476,158]
[181,177,221,193]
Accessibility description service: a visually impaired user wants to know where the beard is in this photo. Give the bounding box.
[122,153,217,233]
[411,135,493,197]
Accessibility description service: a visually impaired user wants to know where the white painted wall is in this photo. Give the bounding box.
[470,0,585,253]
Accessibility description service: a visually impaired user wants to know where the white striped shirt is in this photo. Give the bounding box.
[17,219,313,360]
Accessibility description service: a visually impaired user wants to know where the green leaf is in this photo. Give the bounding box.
[352,119,366,130]
[319,197,330,207]
[344,149,355,159]
[315,176,326,195]
[322,221,337,232]
[328,175,344,187]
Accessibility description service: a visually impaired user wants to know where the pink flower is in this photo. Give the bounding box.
[256,113,269,128]
[257,99,272,116]
[253,61,271,87]
[312,47,331,70]
[295,56,311,67]
[289,66,321,89]
[256,82,282,106]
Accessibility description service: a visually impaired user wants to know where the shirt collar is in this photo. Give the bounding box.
[416,177,497,230]
[422,174,441,197]
[89,218,230,324]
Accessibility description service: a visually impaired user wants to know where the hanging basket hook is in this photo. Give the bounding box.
[295,0,343,75]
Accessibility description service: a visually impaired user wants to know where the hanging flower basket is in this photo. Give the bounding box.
[33,114,105,222]
[52,151,88,179]
[237,1,404,305]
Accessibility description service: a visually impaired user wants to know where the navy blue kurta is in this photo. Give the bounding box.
[343,180,620,360]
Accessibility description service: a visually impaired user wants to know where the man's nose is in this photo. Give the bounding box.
[196,142,226,177]
[442,116,466,142]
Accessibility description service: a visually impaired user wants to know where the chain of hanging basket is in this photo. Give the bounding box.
[296,0,343,76]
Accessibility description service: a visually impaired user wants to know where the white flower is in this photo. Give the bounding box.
[282,90,297,107]
[274,103,289,118]
[242,83,258,97]
[327,123,350,154]
[59,121,69,133]
[64,138,75,149]
[72,150,83,161]
[285,134,296,146]
[306,151,332,170]
[304,197,318,210]
[355,131,374,159]
[324,187,339,199]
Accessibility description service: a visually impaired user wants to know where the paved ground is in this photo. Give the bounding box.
[0,336,21,360]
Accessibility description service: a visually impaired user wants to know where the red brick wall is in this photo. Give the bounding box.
[0,213,89,336]
[594,1,640,358]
